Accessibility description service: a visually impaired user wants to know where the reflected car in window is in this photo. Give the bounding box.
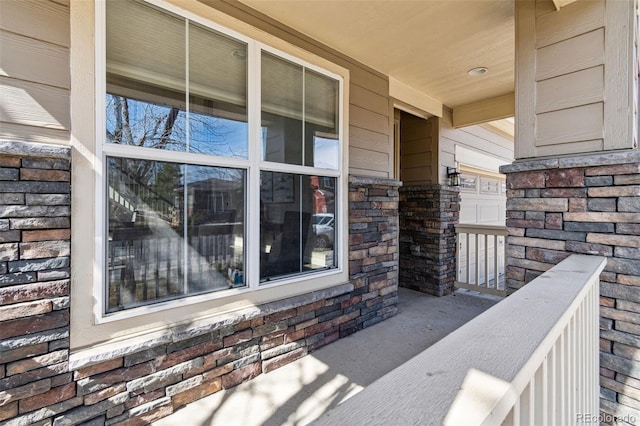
[313,213,334,249]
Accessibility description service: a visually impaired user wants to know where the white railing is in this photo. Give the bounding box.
[313,254,605,426]
[455,224,508,297]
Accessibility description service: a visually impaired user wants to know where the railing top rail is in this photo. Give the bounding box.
[455,223,508,235]
[312,255,606,426]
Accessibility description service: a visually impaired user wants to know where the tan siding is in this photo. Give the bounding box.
[536,139,603,157]
[516,0,634,159]
[402,137,433,155]
[536,103,603,146]
[401,152,431,169]
[603,0,636,151]
[515,0,536,159]
[350,105,389,137]
[399,112,436,185]
[439,107,513,184]
[441,125,513,162]
[349,167,389,179]
[0,0,70,145]
[348,67,388,97]
[535,0,557,18]
[401,167,432,183]
[350,83,389,117]
[535,29,604,81]
[350,126,389,154]
[348,82,391,176]
[535,66,603,114]
[349,147,389,172]
[0,0,69,47]
[0,31,70,89]
[0,122,70,145]
[1,76,70,130]
[534,0,604,48]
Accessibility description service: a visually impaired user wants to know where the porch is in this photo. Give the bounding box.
[153,287,502,426]
[155,254,603,426]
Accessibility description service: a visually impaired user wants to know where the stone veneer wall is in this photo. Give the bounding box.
[398,185,460,296]
[0,142,400,425]
[0,142,72,425]
[500,150,640,423]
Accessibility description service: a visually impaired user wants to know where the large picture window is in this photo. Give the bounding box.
[101,0,342,316]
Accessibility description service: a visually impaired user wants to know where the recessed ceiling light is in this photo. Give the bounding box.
[468,67,488,76]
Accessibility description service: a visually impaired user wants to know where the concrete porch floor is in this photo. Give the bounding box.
[154,287,501,426]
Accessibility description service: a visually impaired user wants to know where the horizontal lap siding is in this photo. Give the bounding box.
[440,112,514,184]
[0,0,70,145]
[349,82,392,178]
[516,0,635,159]
[532,3,605,155]
[399,113,436,185]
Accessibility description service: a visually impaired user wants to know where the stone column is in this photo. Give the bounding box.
[348,176,401,327]
[501,150,640,421]
[398,185,460,296]
[511,0,639,419]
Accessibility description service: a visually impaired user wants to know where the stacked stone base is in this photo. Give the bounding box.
[501,151,640,423]
[0,144,400,425]
[398,185,460,296]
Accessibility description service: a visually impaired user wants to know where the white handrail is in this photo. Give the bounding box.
[455,223,508,236]
[313,254,605,426]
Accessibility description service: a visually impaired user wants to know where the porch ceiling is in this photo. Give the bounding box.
[237,0,515,111]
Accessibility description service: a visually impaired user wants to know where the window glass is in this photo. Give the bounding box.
[260,172,337,282]
[261,53,340,169]
[107,157,245,312]
[261,52,303,165]
[103,0,342,314]
[189,22,248,158]
[480,177,499,194]
[305,70,339,169]
[106,0,249,159]
[460,174,478,192]
[184,165,245,293]
[106,0,187,151]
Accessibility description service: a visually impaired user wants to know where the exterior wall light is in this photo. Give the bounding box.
[447,166,461,186]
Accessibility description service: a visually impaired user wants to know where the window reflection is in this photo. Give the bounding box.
[261,52,339,169]
[106,94,187,150]
[106,0,248,158]
[260,172,337,282]
[107,157,245,312]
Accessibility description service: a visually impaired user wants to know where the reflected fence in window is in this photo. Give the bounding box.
[108,226,241,312]
[106,157,245,313]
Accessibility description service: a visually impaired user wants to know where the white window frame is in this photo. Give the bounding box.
[93,0,346,324]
